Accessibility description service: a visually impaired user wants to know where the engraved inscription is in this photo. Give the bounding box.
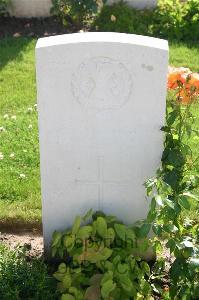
[71,57,133,110]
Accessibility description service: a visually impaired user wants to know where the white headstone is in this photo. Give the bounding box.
[107,0,157,9]
[36,32,168,247]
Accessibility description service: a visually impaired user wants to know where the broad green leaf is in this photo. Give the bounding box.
[166,239,176,253]
[52,231,62,247]
[83,209,93,221]
[61,294,75,300]
[101,279,116,298]
[137,223,151,238]
[76,225,92,240]
[141,261,150,276]
[182,192,199,202]
[178,195,191,210]
[63,235,75,250]
[96,217,107,238]
[58,263,67,273]
[155,195,164,206]
[52,246,57,257]
[53,271,65,281]
[62,273,72,289]
[164,224,178,233]
[165,198,175,209]
[101,271,113,285]
[72,216,82,235]
[117,263,129,274]
[105,228,115,244]
[118,275,136,294]
[114,223,126,241]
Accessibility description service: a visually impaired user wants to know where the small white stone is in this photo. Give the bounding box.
[27,107,33,113]
[19,173,26,179]
[0,126,5,132]
[3,114,9,119]
[0,152,4,160]
[34,103,37,109]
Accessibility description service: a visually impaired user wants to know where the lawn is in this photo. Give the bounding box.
[0,37,198,228]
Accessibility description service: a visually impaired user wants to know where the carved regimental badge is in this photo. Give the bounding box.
[71,57,133,110]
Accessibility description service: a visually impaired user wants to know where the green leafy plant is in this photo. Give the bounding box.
[145,74,199,299]
[51,0,106,28]
[94,0,199,41]
[151,0,199,41]
[52,210,153,299]
[93,1,151,35]
[0,0,10,16]
[0,243,57,299]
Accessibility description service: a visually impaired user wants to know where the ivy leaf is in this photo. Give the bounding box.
[178,195,191,210]
[96,217,107,238]
[101,279,116,298]
[72,216,82,235]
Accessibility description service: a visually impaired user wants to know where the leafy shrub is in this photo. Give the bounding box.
[145,71,199,299]
[51,210,153,299]
[151,0,199,41]
[0,0,10,16]
[94,0,199,41]
[93,1,151,35]
[0,243,57,300]
[51,0,106,28]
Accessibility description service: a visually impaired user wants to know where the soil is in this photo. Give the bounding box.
[0,16,80,39]
[0,232,43,258]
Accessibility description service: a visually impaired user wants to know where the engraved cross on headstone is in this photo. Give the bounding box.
[75,156,129,209]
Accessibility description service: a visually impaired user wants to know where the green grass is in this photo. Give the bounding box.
[0,38,41,227]
[169,42,199,72]
[0,243,57,299]
[0,37,198,227]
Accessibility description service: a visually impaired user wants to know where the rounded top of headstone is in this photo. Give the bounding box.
[36,32,168,51]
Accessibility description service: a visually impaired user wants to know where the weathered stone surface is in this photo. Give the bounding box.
[36,32,168,247]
